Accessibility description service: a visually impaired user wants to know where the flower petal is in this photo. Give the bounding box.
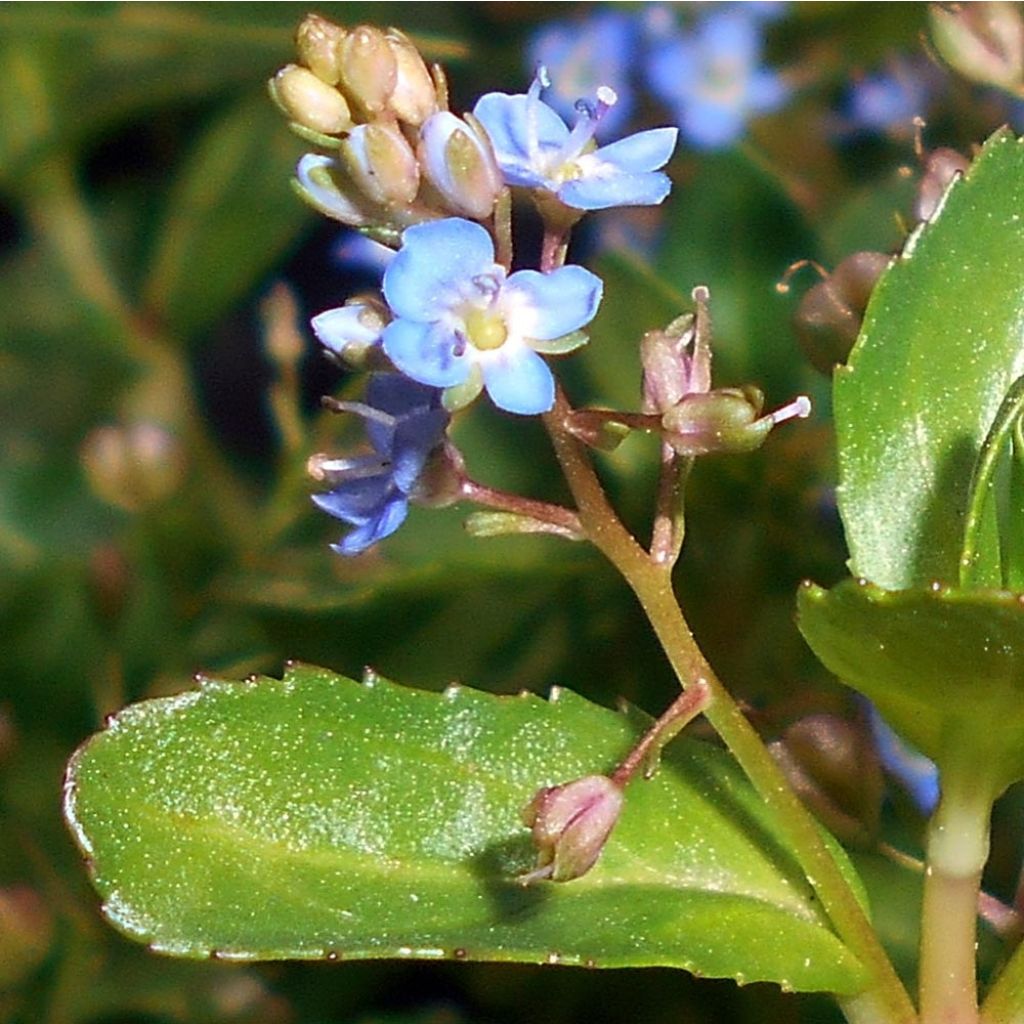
[362,372,443,454]
[559,171,672,210]
[503,266,603,341]
[313,475,393,525]
[383,318,472,389]
[311,304,383,357]
[295,154,368,225]
[332,495,410,555]
[591,127,678,173]
[481,346,555,415]
[472,92,568,187]
[383,218,496,322]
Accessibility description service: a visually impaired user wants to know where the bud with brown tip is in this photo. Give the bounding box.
[296,13,347,85]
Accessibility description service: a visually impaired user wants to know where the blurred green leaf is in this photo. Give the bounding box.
[142,95,310,342]
[66,665,866,994]
[798,578,1024,789]
[835,129,1024,590]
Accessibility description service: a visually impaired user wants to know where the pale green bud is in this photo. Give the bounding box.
[271,64,352,136]
[661,388,811,457]
[930,1,1024,92]
[419,111,503,220]
[340,122,420,206]
[80,422,186,512]
[384,29,438,126]
[339,25,398,116]
[296,13,347,85]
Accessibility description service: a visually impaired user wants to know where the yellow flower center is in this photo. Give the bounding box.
[464,307,508,351]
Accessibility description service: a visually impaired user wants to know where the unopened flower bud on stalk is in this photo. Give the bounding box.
[270,64,353,136]
[339,25,398,115]
[296,14,347,85]
[340,122,420,206]
[81,422,186,513]
[661,387,811,457]
[419,111,503,220]
[930,1,1024,93]
[519,774,624,884]
[312,298,389,368]
[914,146,970,222]
[384,28,439,126]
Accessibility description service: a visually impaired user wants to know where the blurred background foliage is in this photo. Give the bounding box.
[3,3,1024,1022]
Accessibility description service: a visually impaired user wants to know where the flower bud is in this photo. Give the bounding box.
[661,388,811,457]
[270,64,353,136]
[409,440,465,508]
[295,154,372,227]
[930,1,1024,92]
[914,146,970,222]
[794,251,890,374]
[385,29,438,126]
[640,312,710,414]
[339,25,398,116]
[296,14,347,85]
[420,111,503,220]
[311,298,389,367]
[519,775,623,884]
[81,422,186,513]
[341,123,420,206]
[770,714,884,846]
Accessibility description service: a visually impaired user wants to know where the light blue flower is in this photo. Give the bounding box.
[645,7,789,150]
[381,218,602,414]
[528,11,638,140]
[473,73,678,211]
[842,59,934,136]
[311,300,388,366]
[312,373,450,555]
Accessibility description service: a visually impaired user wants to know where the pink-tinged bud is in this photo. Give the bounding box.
[270,64,353,136]
[640,312,712,414]
[661,387,811,457]
[794,252,890,374]
[385,29,438,126]
[519,775,623,884]
[420,111,503,220]
[339,25,398,116]
[930,2,1024,92]
[296,14,347,85]
[80,422,186,512]
[341,122,420,206]
[914,146,970,222]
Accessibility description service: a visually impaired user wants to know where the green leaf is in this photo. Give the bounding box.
[835,130,1024,589]
[65,665,866,994]
[142,95,310,341]
[798,578,1024,789]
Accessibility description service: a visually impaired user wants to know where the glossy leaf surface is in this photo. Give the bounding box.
[798,579,1024,788]
[835,130,1024,589]
[65,665,865,993]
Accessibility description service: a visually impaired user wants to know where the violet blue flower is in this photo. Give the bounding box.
[842,59,935,136]
[472,73,678,211]
[312,373,450,555]
[381,218,602,415]
[867,705,939,815]
[528,11,638,140]
[645,7,789,150]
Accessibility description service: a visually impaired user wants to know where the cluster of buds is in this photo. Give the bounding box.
[269,15,503,240]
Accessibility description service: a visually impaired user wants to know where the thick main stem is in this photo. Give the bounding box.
[542,389,915,1024]
[920,771,993,1024]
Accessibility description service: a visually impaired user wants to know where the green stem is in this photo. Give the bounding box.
[920,770,993,1024]
[542,388,915,1024]
[983,945,1024,1024]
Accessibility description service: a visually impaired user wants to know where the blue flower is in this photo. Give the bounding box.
[867,705,939,815]
[381,218,603,415]
[312,373,450,555]
[528,11,638,140]
[311,299,388,367]
[842,59,934,136]
[473,73,678,211]
[645,7,789,150]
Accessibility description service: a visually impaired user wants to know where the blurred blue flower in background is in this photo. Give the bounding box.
[842,58,936,136]
[381,218,602,414]
[867,705,940,815]
[645,6,789,150]
[473,73,677,210]
[528,10,638,140]
[312,373,450,555]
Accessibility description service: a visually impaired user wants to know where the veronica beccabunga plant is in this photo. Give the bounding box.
[61,8,1024,1024]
